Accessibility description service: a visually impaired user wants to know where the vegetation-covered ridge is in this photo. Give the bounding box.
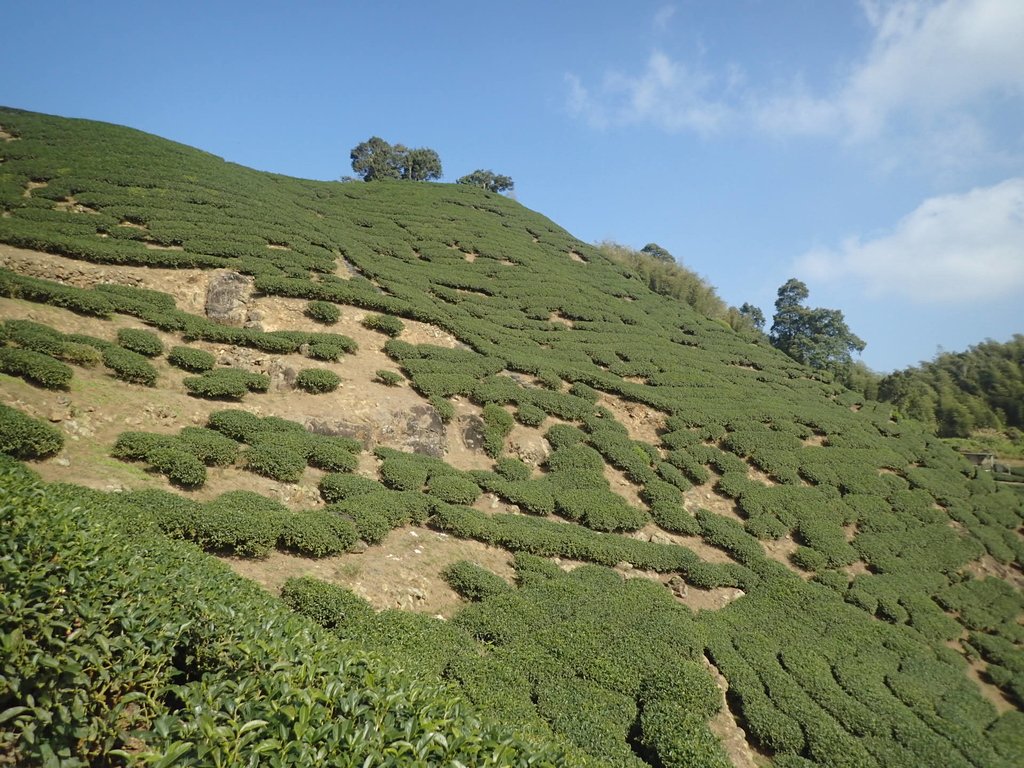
[1,107,1023,767]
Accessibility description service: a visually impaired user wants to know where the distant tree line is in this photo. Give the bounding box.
[347,138,514,192]
[875,335,1024,438]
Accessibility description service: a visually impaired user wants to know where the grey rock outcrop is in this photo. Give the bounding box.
[204,270,254,325]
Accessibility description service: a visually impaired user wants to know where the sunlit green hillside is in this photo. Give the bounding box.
[1,107,1022,767]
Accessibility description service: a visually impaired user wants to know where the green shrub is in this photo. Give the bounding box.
[305,300,341,325]
[176,426,239,466]
[59,341,103,367]
[167,345,215,372]
[116,327,163,357]
[496,457,532,481]
[244,443,306,483]
[362,313,405,337]
[555,488,648,532]
[515,403,547,427]
[482,403,515,458]
[295,368,341,393]
[306,340,347,360]
[206,408,263,442]
[442,561,511,601]
[319,473,384,503]
[280,510,358,557]
[0,403,64,458]
[111,431,176,461]
[544,423,586,449]
[430,395,455,422]
[306,436,359,472]
[184,368,269,399]
[428,473,482,504]
[145,446,207,488]
[102,346,158,386]
[0,347,74,389]
[197,491,289,557]
[379,454,430,491]
[280,576,374,629]
[375,369,403,386]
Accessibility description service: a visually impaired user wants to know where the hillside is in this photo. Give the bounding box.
[1,107,1023,767]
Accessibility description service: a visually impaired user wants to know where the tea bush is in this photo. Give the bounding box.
[375,368,403,386]
[280,509,359,557]
[0,347,73,389]
[295,367,341,393]
[362,312,405,336]
[102,345,158,385]
[167,344,215,372]
[319,472,384,502]
[305,299,340,324]
[183,367,269,399]
[0,403,64,458]
[116,327,163,357]
[442,560,512,601]
[244,442,307,483]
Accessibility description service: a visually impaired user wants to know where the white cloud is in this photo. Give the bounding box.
[566,51,732,134]
[569,0,1024,156]
[796,177,1024,303]
[757,0,1024,142]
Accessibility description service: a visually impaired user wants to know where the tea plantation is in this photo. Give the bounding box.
[1,107,1022,767]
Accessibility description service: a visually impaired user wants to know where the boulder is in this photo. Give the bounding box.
[204,270,254,326]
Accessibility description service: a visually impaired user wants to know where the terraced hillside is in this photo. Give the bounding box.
[1,107,1022,767]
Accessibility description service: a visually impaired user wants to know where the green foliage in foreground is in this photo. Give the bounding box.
[0,460,574,766]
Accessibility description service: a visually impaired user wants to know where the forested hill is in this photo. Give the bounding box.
[877,335,1024,438]
[1,107,1023,767]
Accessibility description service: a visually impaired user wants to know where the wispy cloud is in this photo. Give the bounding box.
[567,0,1024,161]
[796,177,1024,303]
[653,4,676,31]
[756,0,1024,142]
[565,51,732,134]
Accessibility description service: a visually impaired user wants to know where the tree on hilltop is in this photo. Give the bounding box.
[770,278,865,374]
[457,169,514,193]
[349,138,442,181]
[640,243,675,263]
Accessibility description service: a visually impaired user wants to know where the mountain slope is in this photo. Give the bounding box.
[1,107,1022,767]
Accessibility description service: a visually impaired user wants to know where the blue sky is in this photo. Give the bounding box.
[3,0,1022,372]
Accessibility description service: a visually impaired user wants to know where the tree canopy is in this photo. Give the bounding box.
[769,278,865,374]
[877,335,1024,437]
[640,243,675,263]
[457,169,514,193]
[349,138,442,182]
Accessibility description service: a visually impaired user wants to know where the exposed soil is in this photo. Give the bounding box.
[54,197,99,214]
[22,180,48,197]
[703,655,770,768]
[595,391,666,446]
[944,638,1018,715]
[568,250,587,263]
[0,126,18,141]
[0,244,210,314]
[222,525,516,619]
[760,535,810,578]
[684,480,744,523]
[964,554,1024,591]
